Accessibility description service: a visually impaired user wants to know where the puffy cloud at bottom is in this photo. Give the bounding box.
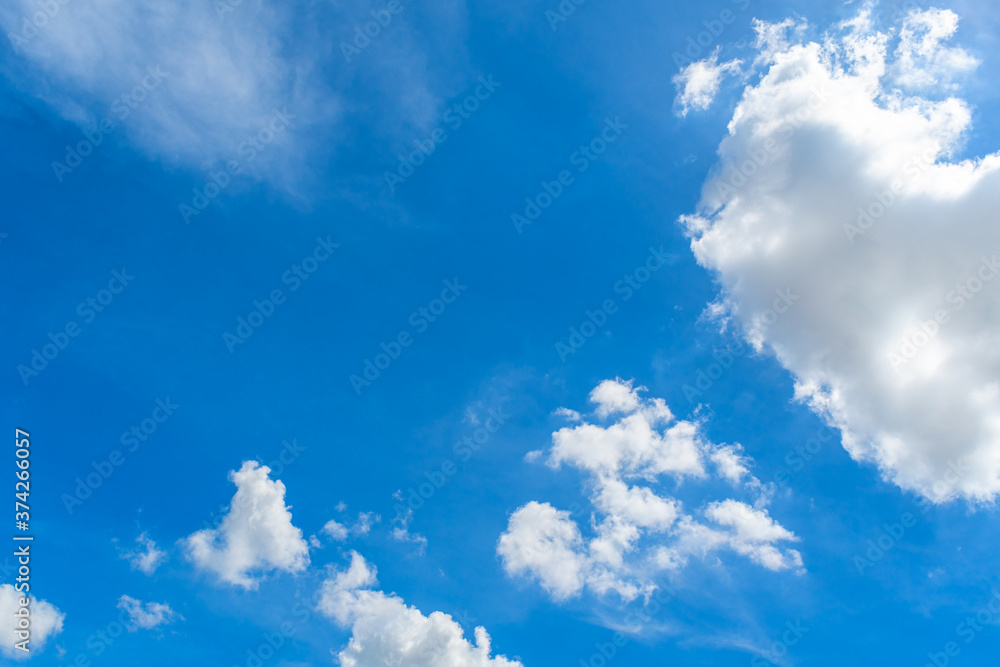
[497,380,803,603]
[181,461,310,589]
[318,552,523,667]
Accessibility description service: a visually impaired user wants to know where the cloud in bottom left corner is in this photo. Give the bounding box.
[0,583,65,659]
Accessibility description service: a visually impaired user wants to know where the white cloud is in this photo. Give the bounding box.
[0,0,472,192]
[553,407,582,422]
[709,444,751,485]
[752,17,808,65]
[322,520,350,542]
[681,7,999,503]
[547,379,702,480]
[390,508,428,554]
[116,595,182,631]
[318,552,523,667]
[589,378,644,418]
[0,584,64,659]
[182,461,310,589]
[891,8,978,89]
[704,500,803,571]
[0,0,314,180]
[117,532,166,575]
[498,380,803,602]
[352,512,379,536]
[673,49,742,116]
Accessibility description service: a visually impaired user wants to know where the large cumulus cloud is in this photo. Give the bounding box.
[682,7,998,503]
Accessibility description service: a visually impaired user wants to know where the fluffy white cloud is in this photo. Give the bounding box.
[704,500,803,571]
[681,8,999,502]
[497,502,587,601]
[116,595,182,631]
[318,552,523,667]
[117,532,166,575]
[498,380,802,602]
[546,379,702,479]
[709,444,751,485]
[182,461,310,588]
[673,49,742,116]
[0,584,64,658]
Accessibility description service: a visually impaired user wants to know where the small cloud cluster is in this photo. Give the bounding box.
[499,379,802,602]
[321,511,383,543]
[673,49,742,116]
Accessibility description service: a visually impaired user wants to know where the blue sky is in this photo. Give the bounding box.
[4,0,1000,665]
